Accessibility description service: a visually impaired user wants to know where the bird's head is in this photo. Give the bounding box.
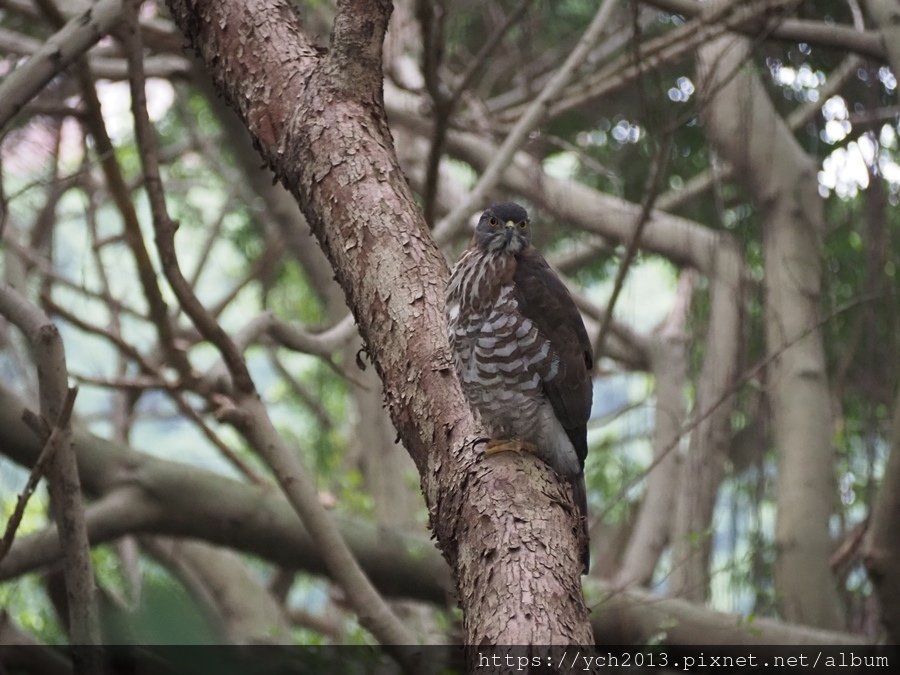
[473,202,531,255]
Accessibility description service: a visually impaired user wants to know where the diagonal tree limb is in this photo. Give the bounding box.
[0,387,77,563]
[0,0,126,130]
[166,0,593,646]
[122,2,418,652]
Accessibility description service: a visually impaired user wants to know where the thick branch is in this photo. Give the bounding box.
[166,0,593,647]
[0,381,864,647]
[697,21,842,629]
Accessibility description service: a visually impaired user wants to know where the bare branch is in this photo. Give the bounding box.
[432,0,620,241]
[643,0,884,59]
[0,0,127,130]
[128,4,417,650]
[0,388,77,563]
[0,284,100,647]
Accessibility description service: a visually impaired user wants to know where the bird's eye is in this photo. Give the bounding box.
[518,222,527,229]
[489,217,498,227]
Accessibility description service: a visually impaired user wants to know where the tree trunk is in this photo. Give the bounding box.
[669,257,741,601]
[614,272,690,588]
[697,27,843,630]
[165,0,592,646]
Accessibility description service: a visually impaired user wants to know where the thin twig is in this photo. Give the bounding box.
[0,388,78,563]
[598,291,893,522]
[419,0,529,225]
[594,135,672,360]
[432,0,620,242]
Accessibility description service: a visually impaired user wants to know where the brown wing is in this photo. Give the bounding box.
[513,247,593,467]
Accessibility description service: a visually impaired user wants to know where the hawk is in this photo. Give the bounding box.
[446,202,594,572]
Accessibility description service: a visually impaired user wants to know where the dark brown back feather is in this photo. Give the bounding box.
[513,247,593,467]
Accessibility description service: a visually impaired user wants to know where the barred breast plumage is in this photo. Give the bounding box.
[445,202,594,572]
[448,252,550,437]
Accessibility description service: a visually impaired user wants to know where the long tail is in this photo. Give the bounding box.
[571,472,590,574]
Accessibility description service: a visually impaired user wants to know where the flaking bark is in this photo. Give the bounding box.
[165,0,592,647]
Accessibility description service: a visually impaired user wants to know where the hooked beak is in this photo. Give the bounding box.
[504,221,514,243]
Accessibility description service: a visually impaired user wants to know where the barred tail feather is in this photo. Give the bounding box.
[571,472,590,574]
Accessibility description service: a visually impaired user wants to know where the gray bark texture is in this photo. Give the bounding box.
[614,273,690,588]
[696,25,843,630]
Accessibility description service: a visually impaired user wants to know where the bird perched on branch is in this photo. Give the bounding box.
[446,202,594,572]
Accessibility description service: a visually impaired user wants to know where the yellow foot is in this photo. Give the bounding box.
[484,438,538,456]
